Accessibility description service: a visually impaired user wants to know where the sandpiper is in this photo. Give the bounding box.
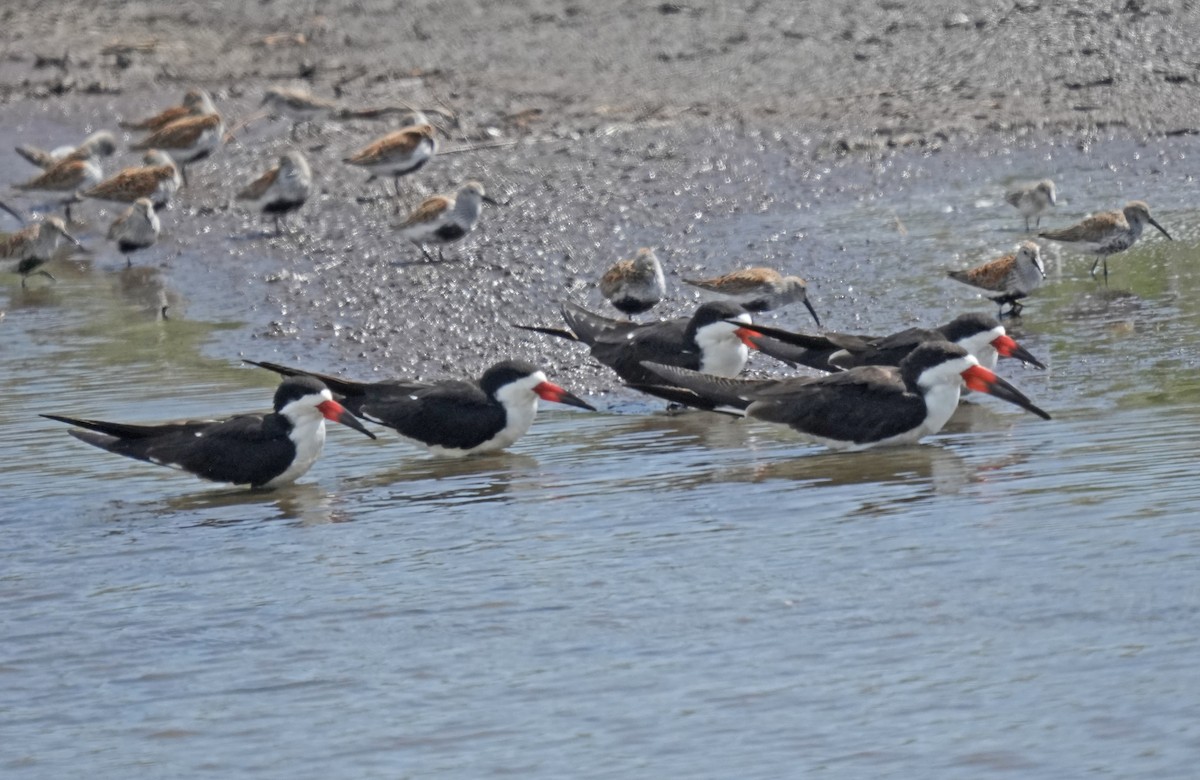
[12,154,104,222]
[600,248,666,317]
[1038,200,1172,281]
[84,150,181,210]
[119,88,214,132]
[948,240,1046,317]
[261,86,339,138]
[107,198,160,265]
[683,266,821,326]
[1006,179,1057,231]
[343,122,438,197]
[395,180,497,262]
[15,130,117,170]
[1,216,81,286]
[236,150,313,236]
[129,95,224,187]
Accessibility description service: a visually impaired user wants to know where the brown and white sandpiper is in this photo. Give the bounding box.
[948,240,1046,317]
[1039,200,1171,281]
[599,248,666,317]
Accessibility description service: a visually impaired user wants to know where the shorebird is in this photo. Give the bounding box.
[1,215,81,285]
[635,341,1050,450]
[1039,200,1172,281]
[395,180,496,262]
[83,150,181,210]
[15,130,117,170]
[516,301,759,388]
[12,153,104,222]
[343,122,438,197]
[948,241,1046,317]
[129,94,224,187]
[107,198,160,265]
[260,86,339,138]
[682,267,821,325]
[246,359,594,456]
[119,88,214,133]
[41,376,375,489]
[1006,179,1057,231]
[599,248,666,317]
[740,312,1046,373]
[236,150,313,236]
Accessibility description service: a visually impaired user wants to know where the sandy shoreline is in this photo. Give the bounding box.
[3,0,1198,389]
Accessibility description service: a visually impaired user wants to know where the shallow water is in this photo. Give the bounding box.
[4,123,1200,778]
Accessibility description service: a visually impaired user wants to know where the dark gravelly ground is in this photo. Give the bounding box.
[3,0,1199,390]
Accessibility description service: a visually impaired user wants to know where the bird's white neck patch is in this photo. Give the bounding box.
[919,381,962,437]
[958,326,1004,370]
[696,320,749,377]
[267,414,326,487]
[266,388,333,486]
[481,371,544,453]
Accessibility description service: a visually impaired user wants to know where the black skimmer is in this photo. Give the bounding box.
[245,359,595,456]
[682,266,821,325]
[740,312,1046,373]
[948,241,1046,318]
[41,377,375,488]
[515,301,760,387]
[600,248,666,317]
[1038,200,1172,281]
[635,341,1050,450]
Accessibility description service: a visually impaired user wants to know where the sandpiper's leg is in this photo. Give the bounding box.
[24,269,56,287]
[180,165,190,188]
[413,240,437,263]
[1090,257,1101,278]
[274,214,282,237]
[1024,216,1030,232]
[393,175,403,199]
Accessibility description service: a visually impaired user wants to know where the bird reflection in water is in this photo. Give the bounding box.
[169,482,351,527]
[114,265,186,320]
[348,452,538,507]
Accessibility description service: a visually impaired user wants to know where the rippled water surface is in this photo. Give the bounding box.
[4,128,1200,778]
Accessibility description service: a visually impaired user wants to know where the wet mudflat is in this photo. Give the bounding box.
[4,123,1200,777]
[6,0,1200,774]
